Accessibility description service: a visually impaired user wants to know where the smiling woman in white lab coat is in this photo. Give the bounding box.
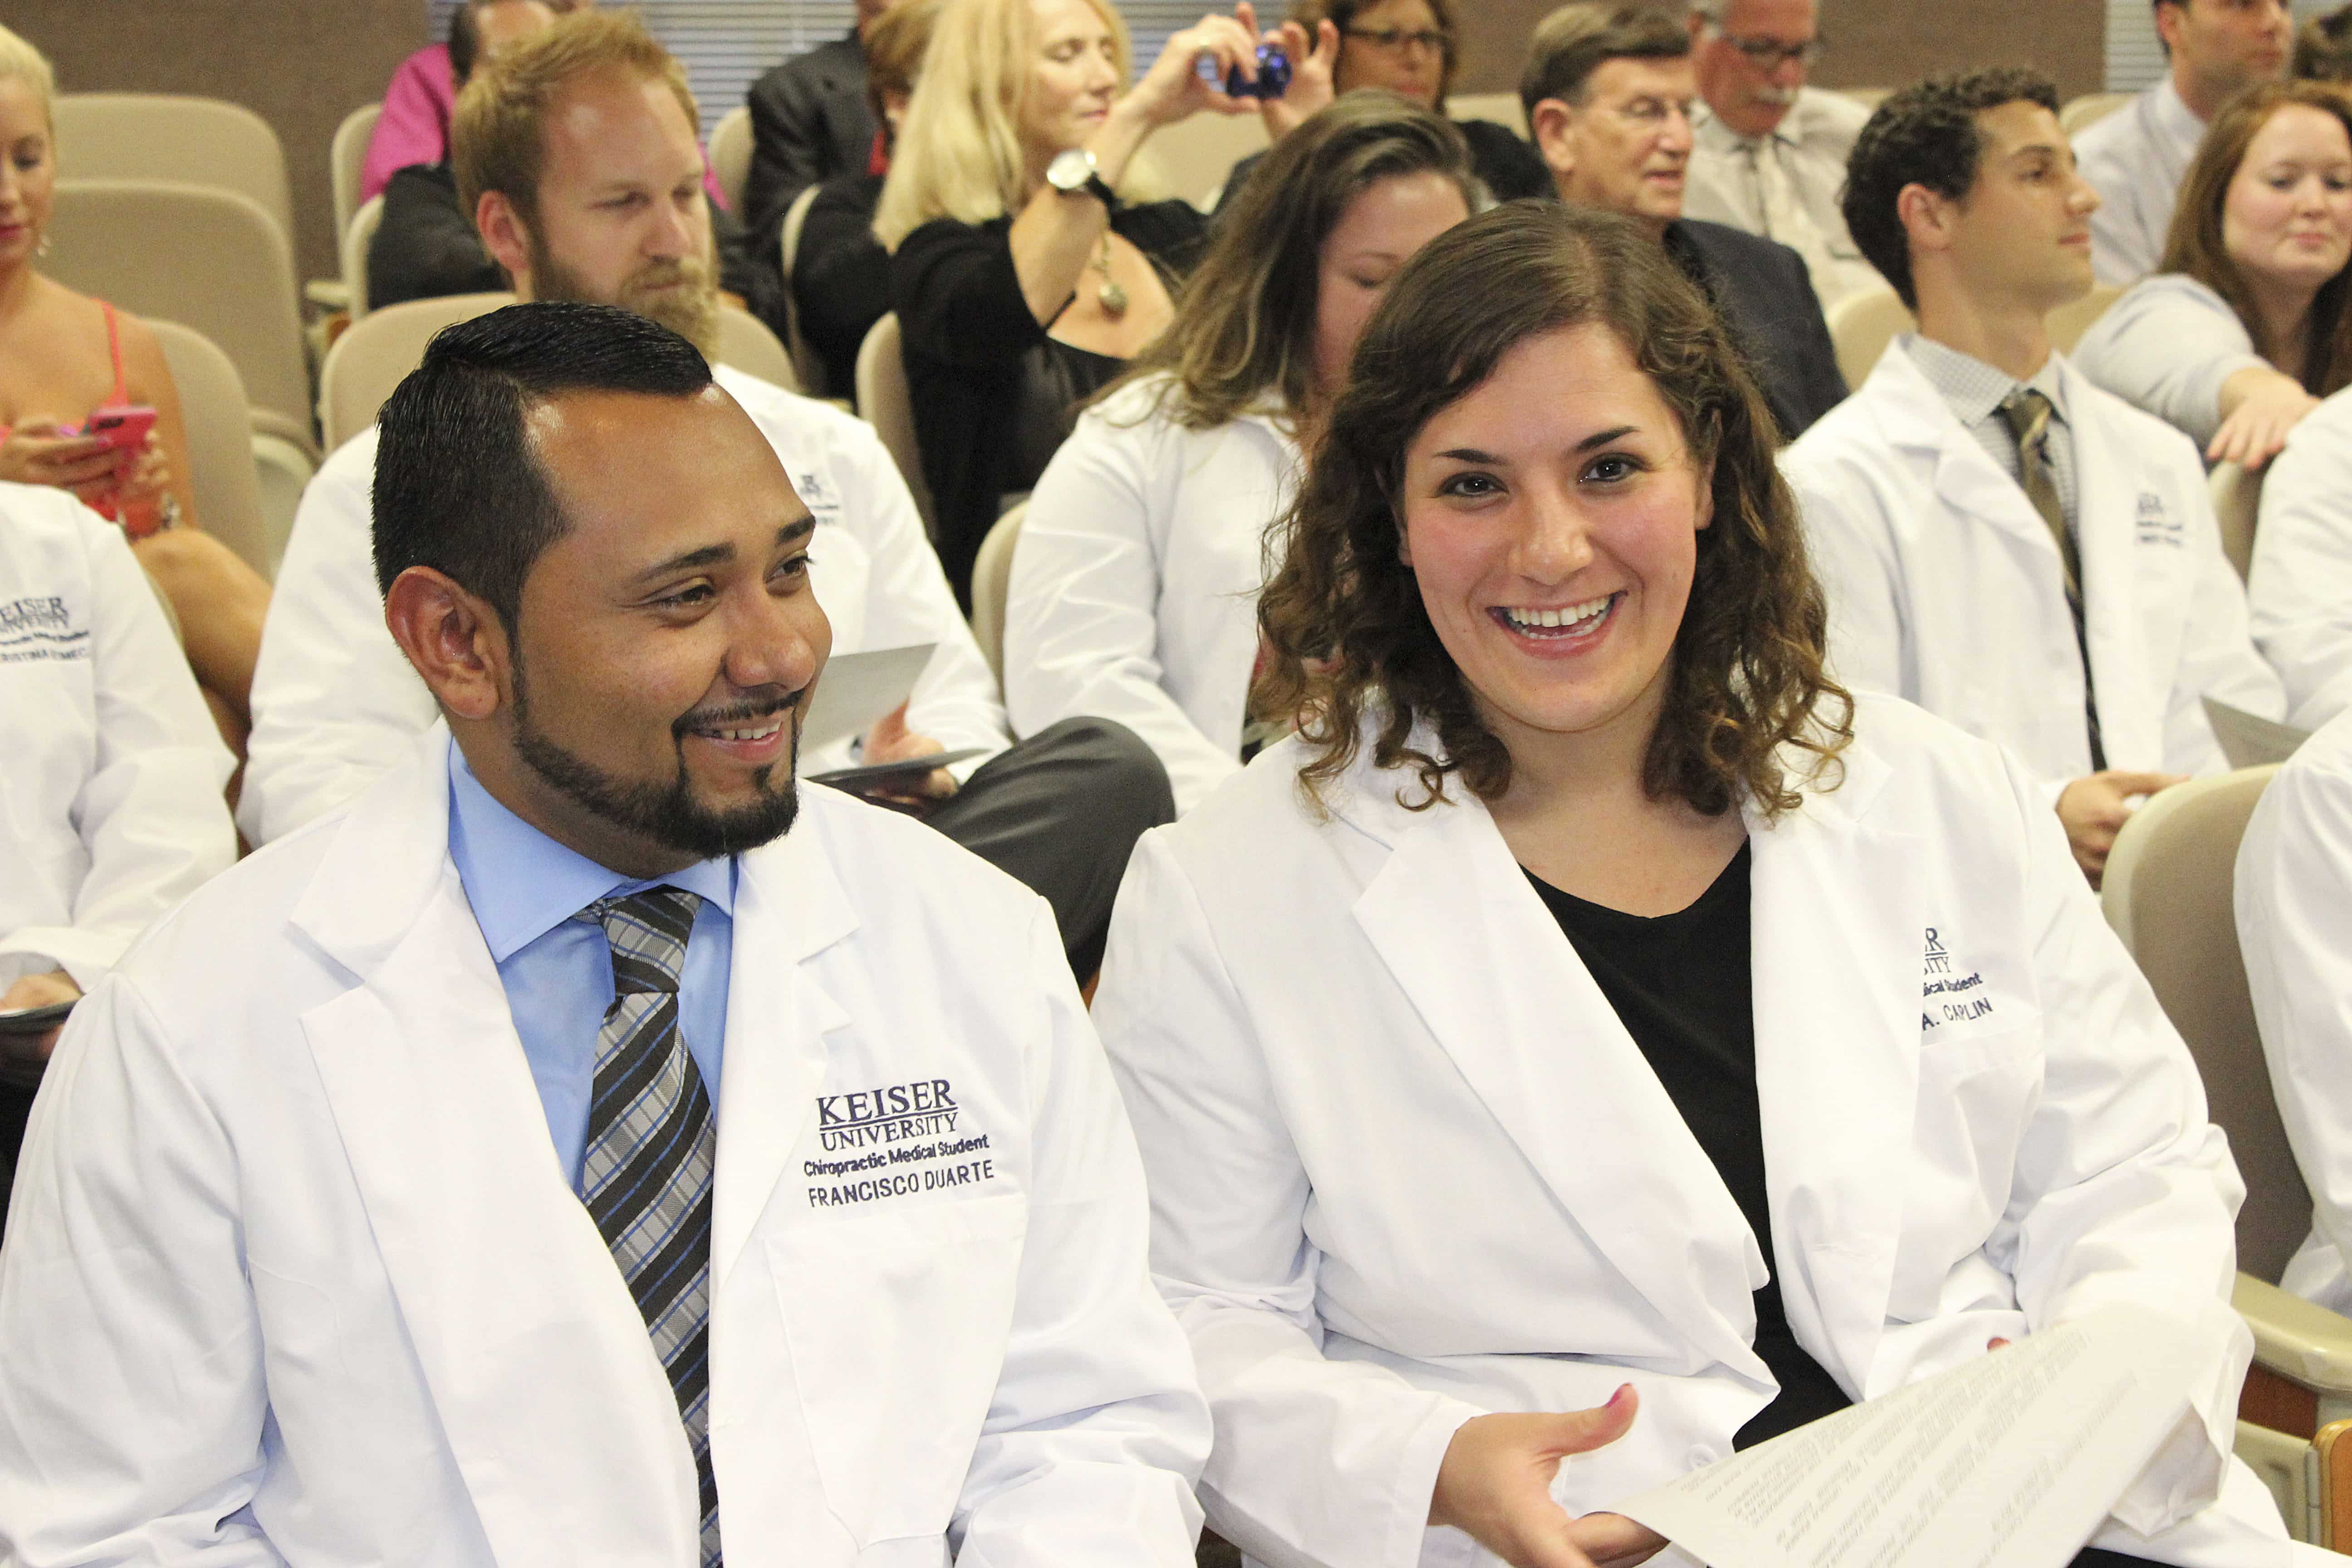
[1095,201,2293,1568]
[1004,92,1474,814]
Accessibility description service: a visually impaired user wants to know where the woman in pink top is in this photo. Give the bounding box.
[0,26,270,760]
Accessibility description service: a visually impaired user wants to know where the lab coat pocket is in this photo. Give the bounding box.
[769,1194,1029,1548]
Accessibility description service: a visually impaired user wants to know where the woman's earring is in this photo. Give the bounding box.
[34,231,50,258]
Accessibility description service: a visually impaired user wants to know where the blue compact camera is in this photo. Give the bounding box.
[1200,44,1291,98]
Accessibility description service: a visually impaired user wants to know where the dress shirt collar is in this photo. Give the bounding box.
[1901,332,2071,432]
[2151,74,2205,159]
[446,744,737,964]
[1692,98,1796,155]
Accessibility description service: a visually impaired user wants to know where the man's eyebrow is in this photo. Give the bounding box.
[630,517,813,585]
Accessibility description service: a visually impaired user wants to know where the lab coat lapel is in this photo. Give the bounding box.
[2054,359,2164,768]
[711,816,857,1284]
[1746,742,1920,1387]
[289,729,698,1564]
[1346,776,1765,1377]
[1867,350,2058,559]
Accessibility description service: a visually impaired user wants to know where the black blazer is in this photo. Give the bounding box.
[1665,217,1847,441]
[743,33,876,276]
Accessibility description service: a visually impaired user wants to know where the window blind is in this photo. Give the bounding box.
[428,0,1230,137]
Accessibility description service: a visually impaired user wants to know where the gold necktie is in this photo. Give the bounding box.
[1995,388,2106,770]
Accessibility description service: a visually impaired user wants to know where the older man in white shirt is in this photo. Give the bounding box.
[1680,0,1881,310]
[2075,0,2290,285]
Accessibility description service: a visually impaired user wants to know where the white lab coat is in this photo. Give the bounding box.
[1784,345,2281,798]
[0,482,234,990]
[2247,386,2352,731]
[2237,708,2352,1314]
[239,363,1007,846]
[2075,76,2205,287]
[0,725,1210,1567]
[1003,377,1296,815]
[1094,694,2288,1568]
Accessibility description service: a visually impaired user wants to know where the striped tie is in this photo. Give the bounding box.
[582,887,722,1567]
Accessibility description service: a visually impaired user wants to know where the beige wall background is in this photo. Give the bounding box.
[1456,0,2106,105]
[10,0,2106,283]
[13,0,424,281]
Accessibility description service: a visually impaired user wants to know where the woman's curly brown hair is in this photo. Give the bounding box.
[1254,199,1852,818]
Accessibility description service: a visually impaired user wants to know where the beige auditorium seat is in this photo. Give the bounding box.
[2047,282,2122,355]
[52,93,296,251]
[332,102,383,243]
[1446,92,1528,138]
[710,105,755,217]
[1836,86,1894,113]
[1138,113,1269,211]
[145,317,295,579]
[968,502,1026,681]
[778,182,828,398]
[44,178,315,460]
[1827,287,1911,390]
[318,291,800,453]
[855,312,936,533]
[2210,460,2264,583]
[2061,92,2135,136]
[343,194,386,322]
[2102,765,2352,1544]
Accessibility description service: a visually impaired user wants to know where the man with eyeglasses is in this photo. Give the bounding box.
[2075,0,2291,285]
[1521,0,1847,440]
[1680,0,1882,311]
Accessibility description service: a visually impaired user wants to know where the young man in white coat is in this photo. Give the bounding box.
[1782,68,2282,887]
[0,482,235,1207]
[0,300,1210,1565]
[241,11,1171,978]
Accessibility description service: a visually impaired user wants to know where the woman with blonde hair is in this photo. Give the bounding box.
[0,22,271,750]
[2075,78,2352,469]
[1092,200,2284,1568]
[1005,90,1475,811]
[877,0,1335,599]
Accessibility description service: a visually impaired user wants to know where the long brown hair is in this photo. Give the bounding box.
[2161,79,2352,392]
[1254,200,1852,818]
[1103,90,1475,432]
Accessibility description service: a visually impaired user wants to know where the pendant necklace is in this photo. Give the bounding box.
[1093,232,1129,317]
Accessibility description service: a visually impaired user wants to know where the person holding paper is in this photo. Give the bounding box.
[1783,69,2281,889]
[243,12,1171,977]
[0,300,1212,1564]
[1094,199,2293,1568]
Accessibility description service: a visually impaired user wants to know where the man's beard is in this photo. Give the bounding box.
[510,659,801,860]
[530,233,723,363]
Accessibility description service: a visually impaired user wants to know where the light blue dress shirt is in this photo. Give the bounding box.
[446,747,736,1193]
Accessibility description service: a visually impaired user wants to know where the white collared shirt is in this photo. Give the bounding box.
[1684,88,1883,310]
[2074,75,2206,286]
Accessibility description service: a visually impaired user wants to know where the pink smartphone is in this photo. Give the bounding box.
[78,405,157,451]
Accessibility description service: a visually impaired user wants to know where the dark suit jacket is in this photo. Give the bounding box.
[1665,217,1847,441]
[743,33,876,278]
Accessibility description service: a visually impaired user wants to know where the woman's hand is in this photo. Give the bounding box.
[0,419,124,500]
[1119,4,1267,131]
[1429,1387,1668,1568]
[2209,366,2320,470]
[1260,17,1341,139]
[111,433,175,532]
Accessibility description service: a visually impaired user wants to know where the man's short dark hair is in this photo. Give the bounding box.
[1840,68,2061,309]
[372,301,714,631]
[1519,2,1689,123]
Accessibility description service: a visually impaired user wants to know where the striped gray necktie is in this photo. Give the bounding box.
[582,887,721,1567]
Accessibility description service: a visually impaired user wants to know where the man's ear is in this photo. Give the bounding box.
[1530,98,1579,183]
[384,565,511,722]
[475,188,533,291]
[1894,180,1958,258]
[2152,0,2188,56]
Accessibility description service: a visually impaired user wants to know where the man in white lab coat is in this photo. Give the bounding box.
[0,301,1210,1566]
[2246,385,2352,732]
[2075,0,2290,285]
[1785,68,2280,887]
[0,483,235,1204]
[242,11,1171,977]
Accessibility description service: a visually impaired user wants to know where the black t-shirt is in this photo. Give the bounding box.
[1524,843,1853,1448]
